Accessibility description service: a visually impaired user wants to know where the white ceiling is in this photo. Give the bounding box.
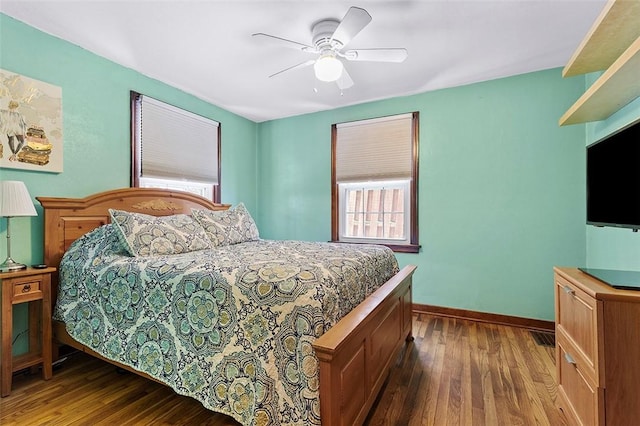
[1,1,606,123]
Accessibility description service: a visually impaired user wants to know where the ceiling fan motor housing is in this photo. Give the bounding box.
[312,19,343,52]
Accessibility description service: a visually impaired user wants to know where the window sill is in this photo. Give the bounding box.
[330,240,420,254]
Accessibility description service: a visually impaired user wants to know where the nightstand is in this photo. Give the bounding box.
[1,267,55,397]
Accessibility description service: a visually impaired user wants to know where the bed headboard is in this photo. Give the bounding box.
[37,187,230,307]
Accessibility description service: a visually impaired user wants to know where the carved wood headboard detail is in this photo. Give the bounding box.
[131,199,181,211]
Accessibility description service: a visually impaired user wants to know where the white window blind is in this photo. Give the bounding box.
[137,95,219,184]
[335,113,413,183]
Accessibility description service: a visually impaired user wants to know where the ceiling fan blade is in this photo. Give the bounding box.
[336,68,354,90]
[330,7,372,47]
[252,33,316,52]
[269,59,316,78]
[344,48,408,63]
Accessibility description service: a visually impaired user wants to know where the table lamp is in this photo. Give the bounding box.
[0,181,37,272]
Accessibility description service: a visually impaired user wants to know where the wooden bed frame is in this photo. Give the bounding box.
[37,187,416,426]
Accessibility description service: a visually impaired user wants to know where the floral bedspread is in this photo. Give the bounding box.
[55,224,399,425]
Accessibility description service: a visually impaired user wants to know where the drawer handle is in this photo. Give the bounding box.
[21,284,31,293]
[562,285,575,296]
[564,352,577,365]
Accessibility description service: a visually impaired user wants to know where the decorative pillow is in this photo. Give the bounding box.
[109,209,212,257]
[192,203,259,247]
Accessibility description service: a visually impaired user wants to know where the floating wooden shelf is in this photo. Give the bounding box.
[563,0,640,77]
[560,0,640,126]
[560,36,640,126]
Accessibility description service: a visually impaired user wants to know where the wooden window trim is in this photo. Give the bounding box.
[331,112,420,253]
[129,91,221,203]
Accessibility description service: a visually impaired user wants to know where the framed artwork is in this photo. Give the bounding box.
[0,69,63,173]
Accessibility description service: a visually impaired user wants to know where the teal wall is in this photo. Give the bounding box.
[1,14,258,353]
[584,72,640,270]
[257,69,587,321]
[1,12,592,359]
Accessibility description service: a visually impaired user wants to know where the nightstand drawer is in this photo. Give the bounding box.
[12,279,43,302]
[555,274,599,381]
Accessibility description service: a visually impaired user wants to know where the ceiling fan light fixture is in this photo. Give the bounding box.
[314,54,343,82]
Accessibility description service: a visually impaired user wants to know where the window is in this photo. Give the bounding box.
[130,91,221,202]
[332,112,419,253]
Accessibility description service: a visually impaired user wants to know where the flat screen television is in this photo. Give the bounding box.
[586,118,640,231]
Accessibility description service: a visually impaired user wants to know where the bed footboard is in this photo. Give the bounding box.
[313,264,416,426]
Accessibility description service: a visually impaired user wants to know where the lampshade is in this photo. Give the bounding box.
[314,54,344,82]
[0,181,37,217]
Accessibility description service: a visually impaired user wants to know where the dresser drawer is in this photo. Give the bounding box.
[557,334,604,426]
[555,274,600,382]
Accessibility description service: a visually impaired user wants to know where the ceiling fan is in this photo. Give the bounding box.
[252,6,408,90]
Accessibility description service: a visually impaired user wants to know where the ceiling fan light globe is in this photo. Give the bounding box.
[314,56,343,82]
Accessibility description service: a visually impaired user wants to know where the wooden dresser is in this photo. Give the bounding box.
[554,267,640,425]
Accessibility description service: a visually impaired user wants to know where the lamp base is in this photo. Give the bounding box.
[0,257,27,272]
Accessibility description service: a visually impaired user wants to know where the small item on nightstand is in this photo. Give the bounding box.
[31,264,48,269]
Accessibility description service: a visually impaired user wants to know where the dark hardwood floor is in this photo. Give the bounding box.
[0,314,566,425]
